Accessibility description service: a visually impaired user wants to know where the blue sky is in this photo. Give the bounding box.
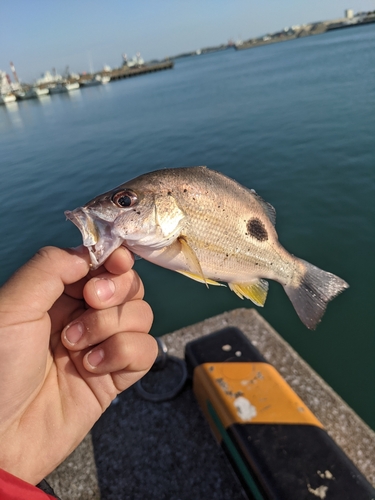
[1,0,374,82]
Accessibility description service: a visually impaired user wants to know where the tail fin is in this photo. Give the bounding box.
[284,259,349,330]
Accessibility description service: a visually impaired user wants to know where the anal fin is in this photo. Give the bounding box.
[228,279,269,306]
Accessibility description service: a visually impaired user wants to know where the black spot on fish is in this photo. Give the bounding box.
[184,189,187,193]
[247,218,268,242]
[168,191,172,196]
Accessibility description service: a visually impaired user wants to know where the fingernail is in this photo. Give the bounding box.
[87,348,105,368]
[64,322,84,345]
[94,278,115,301]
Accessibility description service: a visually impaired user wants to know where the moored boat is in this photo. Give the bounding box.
[0,93,16,104]
[49,83,68,94]
[33,87,49,97]
[0,70,17,104]
[15,87,50,100]
[65,81,80,91]
[80,74,110,87]
[15,89,34,100]
[101,75,110,84]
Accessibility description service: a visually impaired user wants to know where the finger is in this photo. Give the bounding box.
[61,299,153,350]
[83,331,158,389]
[83,269,144,310]
[0,247,90,321]
[104,246,135,275]
[60,246,134,298]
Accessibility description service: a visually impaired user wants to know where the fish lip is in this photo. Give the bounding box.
[65,208,99,246]
[65,207,122,269]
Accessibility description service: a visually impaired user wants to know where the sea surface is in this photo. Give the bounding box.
[1,25,374,429]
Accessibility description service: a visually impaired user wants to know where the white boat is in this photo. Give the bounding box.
[16,86,50,100]
[0,93,17,104]
[101,75,110,84]
[34,87,49,97]
[50,81,80,93]
[65,81,80,91]
[0,70,17,104]
[81,75,110,87]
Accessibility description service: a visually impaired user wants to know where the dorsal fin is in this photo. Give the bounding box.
[250,189,276,226]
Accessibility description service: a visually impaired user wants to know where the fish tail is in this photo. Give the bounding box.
[284,259,349,330]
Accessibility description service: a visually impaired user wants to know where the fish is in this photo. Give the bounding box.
[65,166,349,329]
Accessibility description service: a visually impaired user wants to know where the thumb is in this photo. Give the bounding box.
[0,246,90,323]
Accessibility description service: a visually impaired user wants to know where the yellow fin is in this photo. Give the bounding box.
[178,236,208,287]
[228,279,269,306]
[177,270,225,287]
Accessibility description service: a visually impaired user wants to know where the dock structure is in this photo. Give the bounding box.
[84,60,174,83]
[27,61,174,92]
[46,308,375,499]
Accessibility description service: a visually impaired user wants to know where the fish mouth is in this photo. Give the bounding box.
[65,207,123,269]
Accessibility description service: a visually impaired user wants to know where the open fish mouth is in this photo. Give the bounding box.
[65,208,123,269]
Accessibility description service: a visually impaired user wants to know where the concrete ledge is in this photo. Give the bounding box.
[47,308,375,498]
[47,434,99,500]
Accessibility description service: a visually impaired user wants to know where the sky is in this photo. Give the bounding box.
[1,0,374,82]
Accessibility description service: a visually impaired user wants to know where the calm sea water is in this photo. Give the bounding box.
[1,25,374,428]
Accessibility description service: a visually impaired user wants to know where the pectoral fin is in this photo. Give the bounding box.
[228,279,269,306]
[177,270,225,287]
[178,236,208,287]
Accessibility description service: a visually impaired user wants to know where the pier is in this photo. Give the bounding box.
[99,60,174,82]
[46,309,375,499]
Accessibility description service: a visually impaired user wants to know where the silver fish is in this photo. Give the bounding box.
[65,166,349,329]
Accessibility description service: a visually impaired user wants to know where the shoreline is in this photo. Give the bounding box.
[235,18,375,52]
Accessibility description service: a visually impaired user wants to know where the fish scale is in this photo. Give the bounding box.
[180,188,286,282]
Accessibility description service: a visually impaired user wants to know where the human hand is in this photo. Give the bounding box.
[0,246,157,485]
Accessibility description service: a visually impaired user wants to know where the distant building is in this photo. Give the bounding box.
[345,9,354,19]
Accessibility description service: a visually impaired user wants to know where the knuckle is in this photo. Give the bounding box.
[34,246,60,265]
[123,270,144,300]
[133,300,153,331]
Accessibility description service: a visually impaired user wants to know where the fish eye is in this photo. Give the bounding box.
[112,190,138,208]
